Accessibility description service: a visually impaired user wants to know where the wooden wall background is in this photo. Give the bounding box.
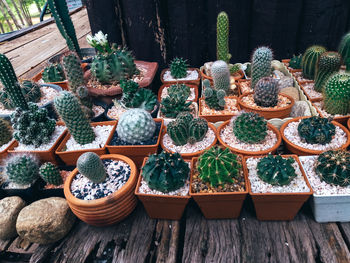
[84,0,350,69]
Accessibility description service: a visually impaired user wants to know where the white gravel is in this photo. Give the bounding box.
[283,120,347,151]
[246,157,310,193]
[313,101,350,118]
[93,105,104,117]
[0,139,14,152]
[301,82,323,100]
[163,69,199,81]
[107,101,127,120]
[161,86,196,101]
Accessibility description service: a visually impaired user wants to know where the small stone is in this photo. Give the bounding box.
[280,86,299,101]
[290,101,311,117]
[0,197,26,240]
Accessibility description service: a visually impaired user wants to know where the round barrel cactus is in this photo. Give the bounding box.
[77,152,107,184]
[39,162,63,186]
[6,154,39,186]
[170,57,188,79]
[314,51,341,92]
[253,77,279,107]
[338,32,350,70]
[301,45,326,80]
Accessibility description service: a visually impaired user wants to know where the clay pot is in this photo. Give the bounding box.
[237,79,252,95]
[160,68,200,85]
[348,118,350,130]
[158,84,198,102]
[280,117,350,156]
[312,101,350,126]
[55,121,116,166]
[106,119,164,167]
[281,59,302,73]
[238,92,295,119]
[160,123,217,160]
[64,154,138,226]
[243,155,313,220]
[298,84,323,103]
[190,157,248,219]
[0,140,15,160]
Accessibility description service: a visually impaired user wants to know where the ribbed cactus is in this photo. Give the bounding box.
[54,91,95,145]
[160,91,192,118]
[168,83,190,100]
[5,154,39,186]
[117,108,156,144]
[42,63,65,83]
[289,54,302,69]
[314,52,341,92]
[338,32,350,71]
[253,77,279,107]
[169,57,188,79]
[77,152,107,183]
[39,162,63,186]
[197,146,241,187]
[130,88,157,111]
[203,79,226,110]
[0,118,12,147]
[323,73,350,115]
[216,11,231,63]
[301,45,327,80]
[211,60,230,92]
[142,151,189,193]
[251,47,273,89]
[48,0,81,57]
[120,80,139,107]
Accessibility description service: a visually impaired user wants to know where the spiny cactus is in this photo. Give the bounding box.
[169,57,188,79]
[230,63,241,74]
[142,151,189,193]
[117,108,156,144]
[197,146,241,187]
[338,32,350,71]
[160,92,192,118]
[39,162,63,186]
[203,79,226,110]
[211,60,230,92]
[130,88,157,111]
[251,47,273,89]
[5,154,39,186]
[232,112,268,144]
[42,63,65,83]
[301,45,327,79]
[77,152,107,184]
[120,80,139,107]
[54,91,95,145]
[257,155,297,186]
[323,73,350,115]
[289,54,302,69]
[314,52,341,92]
[253,77,279,107]
[216,11,231,63]
[315,150,350,186]
[0,118,12,147]
[168,83,191,100]
[298,116,336,145]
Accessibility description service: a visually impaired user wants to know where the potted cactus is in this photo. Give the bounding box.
[281,116,350,156]
[339,32,350,70]
[135,151,191,220]
[54,91,116,165]
[282,54,302,73]
[0,118,13,159]
[190,146,248,219]
[158,83,198,102]
[64,152,138,226]
[160,57,200,85]
[106,108,164,167]
[244,154,312,220]
[160,113,217,160]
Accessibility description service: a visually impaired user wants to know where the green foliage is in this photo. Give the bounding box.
[253,77,279,107]
[338,32,350,71]
[6,154,39,186]
[42,63,65,83]
[170,57,188,79]
[131,88,157,111]
[160,91,192,118]
[120,80,139,108]
[77,152,107,184]
[251,46,273,89]
[39,162,63,186]
[301,45,327,80]
[289,54,302,69]
[211,60,230,92]
[229,63,241,74]
[314,52,341,92]
[216,11,231,63]
[0,118,12,147]
[168,83,191,100]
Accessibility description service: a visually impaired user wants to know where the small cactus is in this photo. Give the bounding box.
[42,63,65,83]
[314,51,341,92]
[216,11,231,63]
[0,118,12,147]
[130,88,157,111]
[211,60,230,92]
[168,83,191,100]
[301,45,327,80]
[203,79,226,110]
[77,152,107,183]
[160,91,192,118]
[169,57,188,79]
[253,77,279,107]
[338,32,350,71]
[251,47,273,89]
[120,80,139,108]
[5,154,39,186]
[39,162,63,186]
[289,54,302,69]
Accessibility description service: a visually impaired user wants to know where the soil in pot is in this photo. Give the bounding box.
[238,79,253,94]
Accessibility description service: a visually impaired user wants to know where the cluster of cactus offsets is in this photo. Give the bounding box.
[54,91,95,145]
[297,116,336,145]
[117,108,156,144]
[257,155,297,186]
[120,80,139,107]
[323,73,350,115]
[211,60,230,92]
[142,151,189,193]
[5,154,39,185]
[130,88,157,111]
[229,63,241,74]
[197,146,241,187]
[0,118,12,147]
[47,0,81,57]
[301,45,327,80]
[253,77,279,107]
[314,52,341,92]
[232,112,268,144]
[216,11,231,63]
[315,150,350,186]
[77,152,107,183]
[170,57,188,79]
[39,162,63,186]
[338,32,350,71]
[42,63,65,83]
[203,79,226,110]
[167,113,208,146]
[289,54,302,69]
[251,47,273,89]
[168,83,191,99]
[160,91,192,118]
[11,103,56,147]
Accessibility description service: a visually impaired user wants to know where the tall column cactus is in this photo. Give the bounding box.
[338,32,350,71]
[314,51,341,92]
[216,11,231,63]
[251,47,273,89]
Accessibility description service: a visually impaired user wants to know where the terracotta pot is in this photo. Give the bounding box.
[200,67,244,84]
[281,59,302,73]
[0,140,15,160]
[160,68,200,85]
[198,97,240,123]
[160,123,217,160]
[243,155,313,220]
[190,157,248,219]
[237,79,252,94]
[238,92,295,119]
[298,84,323,103]
[158,84,198,102]
[280,117,350,156]
[55,121,116,166]
[348,118,350,130]
[135,158,191,220]
[106,119,164,167]
[312,101,350,126]
[64,154,138,226]
[292,71,313,86]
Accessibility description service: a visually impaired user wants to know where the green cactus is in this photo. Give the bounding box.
[160,92,192,118]
[170,57,188,79]
[130,88,157,111]
[323,73,350,115]
[142,151,189,193]
[54,91,95,145]
[203,79,226,110]
[257,155,297,186]
[232,112,268,144]
[197,146,241,187]
[47,0,81,57]
[0,118,12,147]
[42,63,65,83]
[168,83,191,100]
[216,11,231,63]
[62,52,84,93]
[253,77,279,107]
[120,80,139,107]
[229,64,241,74]
[315,150,350,186]
[314,52,341,92]
[301,45,327,80]
[5,154,39,186]
[338,32,350,71]
[251,47,273,89]
[289,54,302,69]
[297,116,336,145]
[117,108,156,144]
[211,60,230,92]
[77,152,107,183]
[39,162,63,186]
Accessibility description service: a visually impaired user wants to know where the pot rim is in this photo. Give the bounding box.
[311,101,350,123]
[160,67,200,84]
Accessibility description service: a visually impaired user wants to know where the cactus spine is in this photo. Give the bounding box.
[253,77,279,107]
[211,60,230,92]
[203,79,226,110]
[251,47,273,89]
[5,154,39,186]
[301,45,327,80]
[314,52,341,92]
[42,63,65,83]
[77,152,107,183]
[338,32,350,71]
[39,162,63,186]
[216,11,231,63]
[169,57,188,79]
[289,54,302,69]
[0,118,12,147]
